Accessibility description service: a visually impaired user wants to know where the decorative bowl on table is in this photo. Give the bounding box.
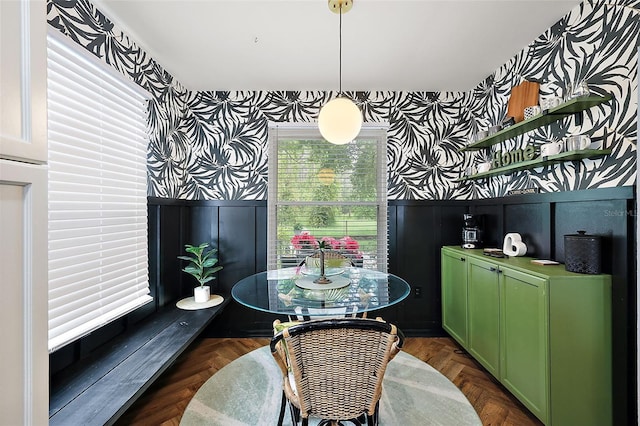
[301,250,348,276]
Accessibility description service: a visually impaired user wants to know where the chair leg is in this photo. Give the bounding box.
[277,390,287,426]
[288,402,301,425]
[367,402,380,426]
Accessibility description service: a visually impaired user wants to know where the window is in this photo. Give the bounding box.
[47,30,151,352]
[267,124,388,272]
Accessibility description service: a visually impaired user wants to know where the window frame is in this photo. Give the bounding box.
[267,123,388,272]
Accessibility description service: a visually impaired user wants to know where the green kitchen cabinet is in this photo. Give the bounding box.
[500,267,549,423]
[466,256,500,377]
[441,248,468,346]
[547,272,612,426]
[440,246,612,426]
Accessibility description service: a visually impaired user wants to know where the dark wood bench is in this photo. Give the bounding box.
[49,297,229,425]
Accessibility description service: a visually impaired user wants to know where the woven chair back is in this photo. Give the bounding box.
[272,318,403,422]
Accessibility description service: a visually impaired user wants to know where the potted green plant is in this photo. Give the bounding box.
[178,243,223,303]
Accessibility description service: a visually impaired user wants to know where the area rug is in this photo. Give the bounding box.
[180,346,482,426]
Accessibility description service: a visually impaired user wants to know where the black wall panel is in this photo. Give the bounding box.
[190,206,220,247]
[148,189,634,342]
[395,205,439,332]
[503,203,550,258]
[470,204,503,248]
[158,205,190,305]
[439,205,470,247]
[385,202,467,334]
[554,200,627,269]
[218,206,257,294]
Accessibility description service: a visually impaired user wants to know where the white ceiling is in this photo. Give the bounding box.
[91,0,581,92]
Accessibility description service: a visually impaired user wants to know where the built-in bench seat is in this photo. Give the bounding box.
[49,297,229,425]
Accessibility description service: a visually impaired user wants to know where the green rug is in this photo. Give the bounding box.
[180,346,482,425]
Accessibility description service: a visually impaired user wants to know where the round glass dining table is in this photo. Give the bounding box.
[231,266,411,317]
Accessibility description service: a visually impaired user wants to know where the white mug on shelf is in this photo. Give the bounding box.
[477,162,492,173]
[548,96,563,108]
[540,141,563,157]
[565,134,591,151]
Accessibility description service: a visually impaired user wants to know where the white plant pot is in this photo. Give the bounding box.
[194,285,210,303]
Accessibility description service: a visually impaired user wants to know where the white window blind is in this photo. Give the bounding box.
[268,124,388,272]
[47,31,151,352]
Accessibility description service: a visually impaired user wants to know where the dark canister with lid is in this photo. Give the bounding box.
[564,230,601,274]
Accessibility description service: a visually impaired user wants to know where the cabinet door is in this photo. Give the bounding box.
[467,257,500,376]
[0,0,47,163]
[500,268,549,424]
[0,1,49,424]
[0,160,48,425]
[549,275,612,426]
[441,249,468,345]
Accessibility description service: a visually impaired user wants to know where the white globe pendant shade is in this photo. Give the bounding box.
[318,97,363,145]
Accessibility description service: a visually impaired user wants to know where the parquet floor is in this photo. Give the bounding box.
[115,337,542,426]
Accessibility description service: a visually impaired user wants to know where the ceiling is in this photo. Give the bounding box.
[91,0,581,92]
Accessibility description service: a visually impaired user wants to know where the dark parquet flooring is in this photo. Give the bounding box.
[115,337,542,426]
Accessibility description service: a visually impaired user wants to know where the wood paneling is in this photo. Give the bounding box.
[504,203,550,258]
[145,188,634,341]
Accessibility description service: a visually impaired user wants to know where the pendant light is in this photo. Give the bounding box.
[318,0,363,145]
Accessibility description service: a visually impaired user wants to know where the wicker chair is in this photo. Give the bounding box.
[270,317,404,426]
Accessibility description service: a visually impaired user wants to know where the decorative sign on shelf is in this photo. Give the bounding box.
[508,188,540,196]
[492,145,536,169]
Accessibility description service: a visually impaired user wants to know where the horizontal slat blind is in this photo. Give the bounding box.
[47,31,151,352]
[267,125,388,272]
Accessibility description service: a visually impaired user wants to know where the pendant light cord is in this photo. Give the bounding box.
[339,4,343,95]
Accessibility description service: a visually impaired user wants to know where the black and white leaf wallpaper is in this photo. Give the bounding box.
[48,0,638,201]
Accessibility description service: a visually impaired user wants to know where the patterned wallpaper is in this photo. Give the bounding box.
[48,0,639,201]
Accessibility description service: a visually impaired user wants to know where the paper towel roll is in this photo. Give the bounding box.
[503,233,527,257]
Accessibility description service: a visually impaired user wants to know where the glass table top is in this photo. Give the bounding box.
[231,267,411,317]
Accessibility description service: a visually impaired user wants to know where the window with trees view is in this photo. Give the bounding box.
[267,125,387,272]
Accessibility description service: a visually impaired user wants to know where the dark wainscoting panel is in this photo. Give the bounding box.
[503,203,550,258]
[148,188,634,343]
[158,204,190,305]
[470,203,503,248]
[146,198,273,337]
[388,202,468,334]
[554,199,628,270]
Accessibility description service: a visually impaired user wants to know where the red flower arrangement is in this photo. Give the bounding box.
[290,233,359,254]
[320,236,341,250]
[290,232,319,250]
[340,236,359,253]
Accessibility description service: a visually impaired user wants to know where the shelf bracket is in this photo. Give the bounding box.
[574,111,583,126]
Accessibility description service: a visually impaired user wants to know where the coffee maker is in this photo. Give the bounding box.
[462,214,483,249]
